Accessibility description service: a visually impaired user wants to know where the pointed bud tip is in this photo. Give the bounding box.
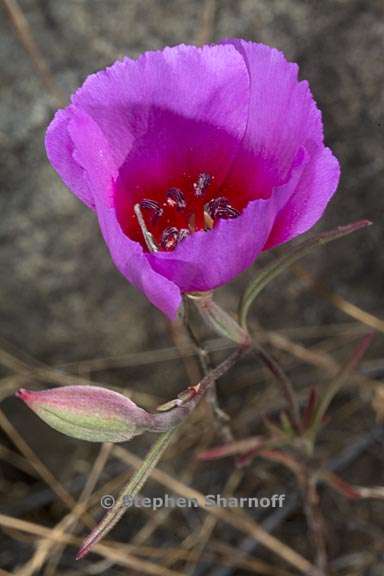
[76,533,95,560]
[16,388,32,402]
[358,219,373,228]
[75,547,87,561]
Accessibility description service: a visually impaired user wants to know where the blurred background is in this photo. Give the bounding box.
[0,1,383,575]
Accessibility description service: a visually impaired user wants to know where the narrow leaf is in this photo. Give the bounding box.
[306,332,374,441]
[77,428,175,559]
[324,472,362,500]
[198,436,269,460]
[239,220,372,328]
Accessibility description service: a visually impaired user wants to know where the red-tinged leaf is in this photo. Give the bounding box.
[198,436,268,461]
[302,386,319,430]
[324,472,362,500]
[235,448,261,467]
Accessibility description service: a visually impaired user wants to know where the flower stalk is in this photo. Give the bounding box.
[76,347,246,558]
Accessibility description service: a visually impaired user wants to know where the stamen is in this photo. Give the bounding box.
[206,197,227,218]
[203,211,214,230]
[140,199,163,221]
[193,172,212,197]
[206,197,240,220]
[178,228,190,242]
[161,227,179,251]
[215,205,240,219]
[133,172,241,253]
[166,188,186,210]
[134,203,159,252]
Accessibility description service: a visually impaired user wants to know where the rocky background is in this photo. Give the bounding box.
[0,1,383,574]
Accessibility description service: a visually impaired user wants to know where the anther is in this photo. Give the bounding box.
[140,199,163,221]
[215,205,240,219]
[206,197,240,220]
[193,172,212,197]
[178,228,190,242]
[161,227,180,251]
[166,188,186,210]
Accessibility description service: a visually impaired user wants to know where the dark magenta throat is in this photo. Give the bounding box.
[133,172,241,252]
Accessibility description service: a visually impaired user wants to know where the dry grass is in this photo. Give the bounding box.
[1,0,383,574]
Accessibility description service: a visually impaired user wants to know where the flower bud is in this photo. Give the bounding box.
[16,385,154,443]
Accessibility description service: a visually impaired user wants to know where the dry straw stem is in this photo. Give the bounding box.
[17,443,114,576]
[2,0,66,105]
[113,446,325,576]
[352,486,384,499]
[0,344,155,406]
[293,264,384,333]
[306,333,374,442]
[178,470,243,573]
[211,541,296,576]
[0,514,184,576]
[0,408,94,529]
[0,511,298,575]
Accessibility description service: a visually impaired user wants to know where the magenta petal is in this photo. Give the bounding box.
[71,44,249,168]
[52,106,181,319]
[147,197,276,292]
[226,40,324,184]
[265,146,341,248]
[45,109,96,209]
[224,39,340,246]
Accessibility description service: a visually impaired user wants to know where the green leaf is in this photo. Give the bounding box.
[239,220,371,329]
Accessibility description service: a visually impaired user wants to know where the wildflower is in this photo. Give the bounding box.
[45,40,340,319]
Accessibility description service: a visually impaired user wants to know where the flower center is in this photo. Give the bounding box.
[134,172,240,252]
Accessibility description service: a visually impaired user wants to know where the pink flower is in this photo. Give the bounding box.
[45,40,340,319]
